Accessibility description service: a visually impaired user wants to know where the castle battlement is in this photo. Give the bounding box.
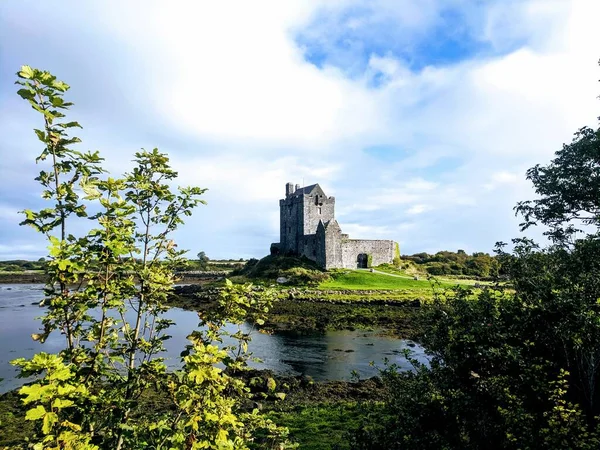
[271,183,396,269]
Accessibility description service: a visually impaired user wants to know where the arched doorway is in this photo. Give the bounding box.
[357,253,368,269]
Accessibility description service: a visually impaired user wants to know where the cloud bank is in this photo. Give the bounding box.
[0,0,598,259]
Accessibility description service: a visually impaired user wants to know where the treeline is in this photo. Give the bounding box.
[0,258,244,273]
[402,250,500,278]
[0,259,47,272]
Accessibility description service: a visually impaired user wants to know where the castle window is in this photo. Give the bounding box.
[318,207,322,214]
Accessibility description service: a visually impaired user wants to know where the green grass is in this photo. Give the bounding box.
[266,403,365,450]
[319,270,456,291]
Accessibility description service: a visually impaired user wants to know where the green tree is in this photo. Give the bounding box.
[197,250,210,270]
[11,66,293,450]
[515,121,600,242]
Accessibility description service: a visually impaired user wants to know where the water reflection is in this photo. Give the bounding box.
[0,284,427,393]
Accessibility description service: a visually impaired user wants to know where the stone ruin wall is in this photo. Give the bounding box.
[316,220,343,269]
[303,194,335,235]
[340,239,395,269]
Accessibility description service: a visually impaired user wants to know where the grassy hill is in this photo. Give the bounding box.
[320,270,456,291]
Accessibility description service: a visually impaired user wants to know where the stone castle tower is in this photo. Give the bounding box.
[271,182,396,270]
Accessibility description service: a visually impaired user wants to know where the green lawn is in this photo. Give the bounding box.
[319,270,456,291]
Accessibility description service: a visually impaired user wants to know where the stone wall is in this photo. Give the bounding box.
[279,193,304,254]
[316,220,343,269]
[340,239,395,269]
[303,190,335,236]
[300,234,318,261]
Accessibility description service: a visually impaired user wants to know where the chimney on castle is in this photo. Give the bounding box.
[286,182,294,197]
[295,184,300,192]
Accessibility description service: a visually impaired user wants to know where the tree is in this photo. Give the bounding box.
[515,122,600,242]
[11,66,294,449]
[197,250,210,270]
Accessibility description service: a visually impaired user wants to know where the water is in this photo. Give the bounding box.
[0,284,427,393]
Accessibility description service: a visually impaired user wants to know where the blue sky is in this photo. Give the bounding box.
[0,0,599,260]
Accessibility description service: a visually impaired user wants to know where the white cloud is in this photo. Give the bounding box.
[1,0,599,258]
[407,204,431,215]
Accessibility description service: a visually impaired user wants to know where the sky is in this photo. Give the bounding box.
[0,0,599,260]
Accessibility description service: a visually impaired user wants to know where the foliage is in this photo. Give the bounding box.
[196,251,210,270]
[402,250,501,278]
[353,278,600,449]
[0,260,47,272]
[515,120,600,242]
[233,254,323,281]
[266,403,365,450]
[9,66,293,449]
[280,267,330,286]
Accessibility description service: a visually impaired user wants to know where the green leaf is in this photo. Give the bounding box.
[50,96,64,107]
[25,405,46,421]
[52,398,74,409]
[18,65,34,79]
[42,411,58,434]
[33,129,47,142]
[51,79,69,92]
[59,121,82,129]
[48,366,74,381]
[17,88,36,100]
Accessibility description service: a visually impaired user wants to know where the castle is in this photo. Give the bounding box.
[271,183,397,270]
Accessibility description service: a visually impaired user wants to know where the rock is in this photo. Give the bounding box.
[300,375,314,387]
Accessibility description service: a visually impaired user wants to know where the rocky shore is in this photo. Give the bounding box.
[170,284,424,339]
[173,284,422,306]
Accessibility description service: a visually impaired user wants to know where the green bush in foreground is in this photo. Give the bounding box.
[10,66,294,450]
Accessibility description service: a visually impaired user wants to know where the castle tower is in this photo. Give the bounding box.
[278,183,335,257]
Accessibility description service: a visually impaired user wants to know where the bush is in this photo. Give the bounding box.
[234,254,323,282]
[280,267,330,285]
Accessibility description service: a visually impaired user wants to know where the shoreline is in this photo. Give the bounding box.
[0,271,229,284]
[170,285,425,340]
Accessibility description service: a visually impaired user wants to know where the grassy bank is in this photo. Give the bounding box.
[265,402,367,450]
[320,270,447,290]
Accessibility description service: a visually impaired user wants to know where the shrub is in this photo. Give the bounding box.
[280,267,330,285]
